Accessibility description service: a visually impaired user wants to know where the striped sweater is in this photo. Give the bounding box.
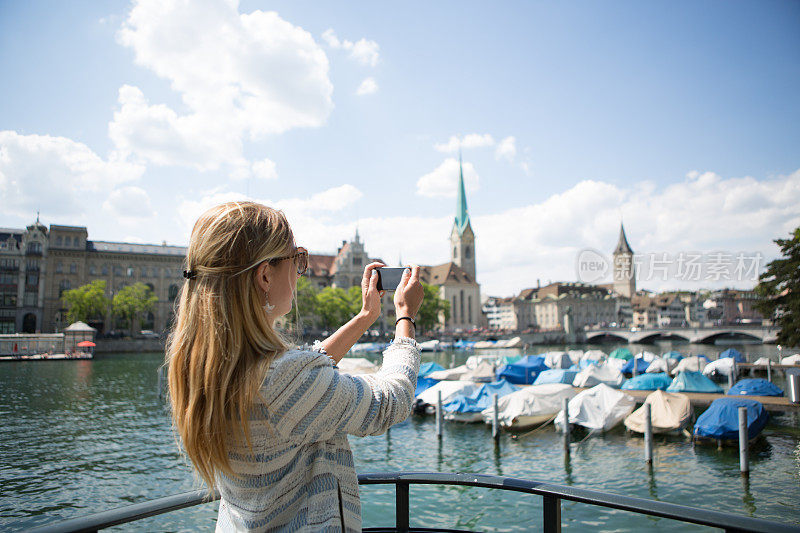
[215,338,420,532]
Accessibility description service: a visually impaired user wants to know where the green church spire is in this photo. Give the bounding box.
[455,152,470,235]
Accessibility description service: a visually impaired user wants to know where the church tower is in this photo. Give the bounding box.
[450,155,476,281]
[612,223,635,298]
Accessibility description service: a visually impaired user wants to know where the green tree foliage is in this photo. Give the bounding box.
[61,280,110,324]
[289,276,319,327]
[112,282,158,332]
[755,226,800,347]
[416,283,450,334]
[316,286,354,330]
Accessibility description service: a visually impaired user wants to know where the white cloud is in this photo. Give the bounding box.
[111,0,333,171]
[416,158,480,197]
[321,29,380,67]
[495,136,516,161]
[434,133,495,153]
[356,77,378,96]
[102,186,155,226]
[0,130,144,218]
[252,158,278,180]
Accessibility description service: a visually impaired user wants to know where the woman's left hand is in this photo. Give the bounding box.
[360,262,385,323]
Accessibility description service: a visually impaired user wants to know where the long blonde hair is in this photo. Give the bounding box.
[166,201,293,490]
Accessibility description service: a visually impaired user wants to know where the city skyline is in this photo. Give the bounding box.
[2,1,799,295]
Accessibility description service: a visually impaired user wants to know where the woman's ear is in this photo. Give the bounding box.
[255,261,271,294]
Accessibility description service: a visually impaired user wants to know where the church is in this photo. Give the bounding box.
[419,158,482,332]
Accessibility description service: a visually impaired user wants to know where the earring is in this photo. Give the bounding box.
[263,292,275,312]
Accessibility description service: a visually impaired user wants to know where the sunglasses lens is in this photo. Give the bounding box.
[297,250,308,275]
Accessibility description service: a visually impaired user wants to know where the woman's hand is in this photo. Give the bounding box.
[360,262,386,324]
[394,265,424,319]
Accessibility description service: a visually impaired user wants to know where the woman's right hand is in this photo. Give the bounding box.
[394,265,424,319]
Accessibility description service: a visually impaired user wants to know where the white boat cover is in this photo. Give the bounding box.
[416,380,481,405]
[572,364,625,388]
[555,384,635,432]
[646,357,677,374]
[466,354,500,369]
[568,349,584,362]
[702,358,734,377]
[419,339,441,351]
[498,336,523,348]
[337,357,379,375]
[605,357,627,371]
[581,350,607,363]
[460,360,496,382]
[635,351,658,363]
[428,364,470,380]
[544,351,573,369]
[624,390,692,434]
[472,340,496,349]
[481,383,577,427]
[781,354,800,366]
[671,356,707,375]
[752,357,771,366]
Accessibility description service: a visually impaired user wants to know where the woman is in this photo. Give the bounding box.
[167,201,424,532]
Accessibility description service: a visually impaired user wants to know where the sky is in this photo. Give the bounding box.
[1,0,799,296]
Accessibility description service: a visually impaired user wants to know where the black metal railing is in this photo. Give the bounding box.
[26,472,800,533]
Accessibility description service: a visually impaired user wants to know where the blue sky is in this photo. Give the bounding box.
[1,0,798,295]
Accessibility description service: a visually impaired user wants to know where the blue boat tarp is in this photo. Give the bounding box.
[419,362,445,378]
[719,348,746,363]
[443,379,518,413]
[533,369,579,386]
[609,348,633,361]
[415,376,439,397]
[621,373,673,391]
[693,397,768,440]
[666,371,724,393]
[727,378,784,397]
[496,355,548,384]
[621,358,650,374]
[663,351,683,360]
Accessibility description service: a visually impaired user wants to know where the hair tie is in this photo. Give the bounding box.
[183,269,197,280]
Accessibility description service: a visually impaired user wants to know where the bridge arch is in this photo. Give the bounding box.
[693,330,763,344]
[585,332,629,343]
[632,332,691,344]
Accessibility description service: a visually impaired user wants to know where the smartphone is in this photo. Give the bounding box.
[376,267,407,291]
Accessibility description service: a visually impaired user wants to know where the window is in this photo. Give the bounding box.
[26,273,38,286]
[89,265,97,275]
[55,262,63,273]
[127,267,134,277]
[70,263,77,274]
[114,266,123,276]
[27,242,42,254]
[1,291,16,306]
[56,236,63,246]
[24,292,37,306]
[465,246,471,259]
[59,279,71,297]
[102,265,109,275]
[468,295,472,324]
[168,284,179,301]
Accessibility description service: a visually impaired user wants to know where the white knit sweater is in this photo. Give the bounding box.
[215,338,420,532]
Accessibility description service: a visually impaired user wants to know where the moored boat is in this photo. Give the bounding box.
[693,397,768,445]
[554,383,635,433]
[481,383,577,430]
[624,390,692,434]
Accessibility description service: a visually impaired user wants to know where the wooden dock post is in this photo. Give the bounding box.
[436,390,443,440]
[739,406,749,476]
[767,359,772,383]
[492,393,500,442]
[727,366,735,390]
[644,403,653,464]
[562,397,570,457]
[632,355,638,378]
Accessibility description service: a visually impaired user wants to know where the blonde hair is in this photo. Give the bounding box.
[166,201,293,491]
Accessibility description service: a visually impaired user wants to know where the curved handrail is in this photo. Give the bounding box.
[26,471,800,533]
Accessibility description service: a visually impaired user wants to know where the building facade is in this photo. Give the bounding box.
[0,219,186,334]
[530,282,616,332]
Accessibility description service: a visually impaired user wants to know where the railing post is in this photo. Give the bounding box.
[767,359,772,383]
[633,355,639,377]
[542,494,562,533]
[396,481,410,533]
[562,398,570,458]
[739,407,749,477]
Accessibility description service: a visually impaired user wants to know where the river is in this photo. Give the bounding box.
[1,341,798,531]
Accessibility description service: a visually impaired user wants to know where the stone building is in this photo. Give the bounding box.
[631,293,686,328]
[529,282,615,332]
[0,218,185,334]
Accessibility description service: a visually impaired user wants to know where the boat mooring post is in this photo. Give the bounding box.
[727,367,735,390]
[632,356,638,378]
[562,398,570,457]
[738,406,749,476]
[767,359,772,383]
[644,403,653,464]
[492,393,500,442]
[436,390,443,440]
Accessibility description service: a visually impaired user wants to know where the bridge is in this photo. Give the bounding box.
[584,325,778,344]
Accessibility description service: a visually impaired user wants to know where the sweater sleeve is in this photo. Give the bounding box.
[265,339,421,443]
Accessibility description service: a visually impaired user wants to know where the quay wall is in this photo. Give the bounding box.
[96,338,165,354]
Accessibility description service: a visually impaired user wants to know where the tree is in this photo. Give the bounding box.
[415,283,451,334]
[316,286,354,330]
[61,280,110,324]
[289,276,319,327]
[112,282,158,334]
[755,226,800,347]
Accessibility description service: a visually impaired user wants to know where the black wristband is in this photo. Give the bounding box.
[395,316,415,328]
